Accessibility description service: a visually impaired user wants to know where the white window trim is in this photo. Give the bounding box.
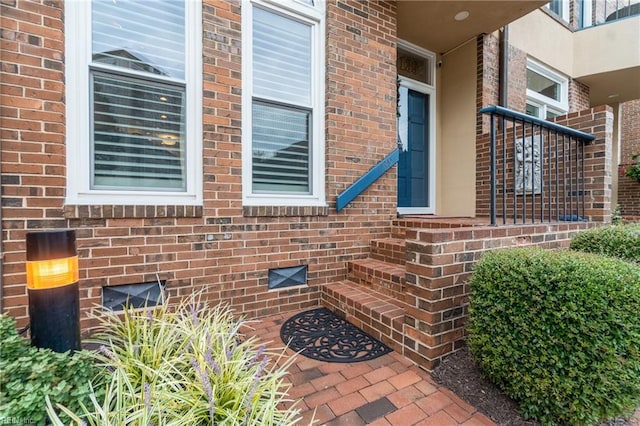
[526,99,566,120]
[64,1,203,206]
[241,0,326,207]
[545,0,570,22]
[526,58,568,118]
[397,39,436,88]
[580,0,593,28]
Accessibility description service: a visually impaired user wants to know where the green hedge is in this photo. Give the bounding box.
[0,315,101,424]
[467,247,640,425]
[570,224,640,263]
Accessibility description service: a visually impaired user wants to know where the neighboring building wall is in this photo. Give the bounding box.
[618,99,640,216]
[475,34,500,135]
[476,31,590,124]
[0,0,399,329]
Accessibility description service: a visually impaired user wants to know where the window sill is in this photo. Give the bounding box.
[242,205,329,217]
[63,204,203,219]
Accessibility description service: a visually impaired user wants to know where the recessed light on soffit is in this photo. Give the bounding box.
[454,11,470,21]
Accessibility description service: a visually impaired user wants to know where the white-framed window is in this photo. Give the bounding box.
[545,0,570,22]
[577,0,593,28]
[525,58,568,120]
[65,0,202,206]
[242,0,325,207]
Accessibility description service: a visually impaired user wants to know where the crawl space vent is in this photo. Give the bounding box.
[102,280,165,311]
[268,265,307,290]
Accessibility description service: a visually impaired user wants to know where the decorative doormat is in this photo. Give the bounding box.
[280,307,392,363]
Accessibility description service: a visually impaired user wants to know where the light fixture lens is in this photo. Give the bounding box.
[27,257,79,289]
[454,10,470,21]
[26,230,79,289]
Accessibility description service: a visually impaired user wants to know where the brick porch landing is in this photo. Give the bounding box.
[244,310,496,426]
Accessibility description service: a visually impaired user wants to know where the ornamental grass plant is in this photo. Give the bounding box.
[47,294,302,425]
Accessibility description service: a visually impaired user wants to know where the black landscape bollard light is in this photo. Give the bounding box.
[26,230,81,352]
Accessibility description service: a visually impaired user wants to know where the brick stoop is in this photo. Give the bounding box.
[370,237,406,265]
[321,218,596,373]
[321,280,407,354]
[348,257,406,302]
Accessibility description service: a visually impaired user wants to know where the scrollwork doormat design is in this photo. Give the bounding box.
[280,307,392,363]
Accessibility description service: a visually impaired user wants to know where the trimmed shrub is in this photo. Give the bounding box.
[467,247,640,425]
[0,315,101,424]
[47,294,302,425]
[570,224,640,263]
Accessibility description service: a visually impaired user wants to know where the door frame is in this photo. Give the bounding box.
[397,76,436,215]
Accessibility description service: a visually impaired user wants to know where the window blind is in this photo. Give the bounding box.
[90,0,187,191]
[252,6,313,193]
[252,102,310,193]
[253,7,312,106]
[92,73,186,190]
[92,0,185,79]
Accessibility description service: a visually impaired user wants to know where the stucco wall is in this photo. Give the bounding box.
[438,41,477,217]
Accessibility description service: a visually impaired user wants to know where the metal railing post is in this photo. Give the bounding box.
[490,113,497,226]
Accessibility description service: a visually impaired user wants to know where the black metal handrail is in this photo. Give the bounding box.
[480,106,596,226]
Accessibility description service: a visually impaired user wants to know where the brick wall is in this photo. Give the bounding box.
[402,221,595,369]
[618,99,640,216]
[476,33,500,135]
[0,0,399,330]
[1,0,66,320]
[569,79,590,111]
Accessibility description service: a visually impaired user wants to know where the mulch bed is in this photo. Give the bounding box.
[431,346,634,426]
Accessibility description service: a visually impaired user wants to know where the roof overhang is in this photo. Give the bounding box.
[397,1,548,54]
[577,68,640,106]
[573,16,640,105]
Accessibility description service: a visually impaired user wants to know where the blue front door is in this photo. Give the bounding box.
[398,88,429,208]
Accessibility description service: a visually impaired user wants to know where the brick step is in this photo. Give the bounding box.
[392,217,490,238]
[347,257,406,302]
[321,280,407,353]
[370,237,406,265]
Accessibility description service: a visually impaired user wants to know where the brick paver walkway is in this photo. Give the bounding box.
[245,310,496,426]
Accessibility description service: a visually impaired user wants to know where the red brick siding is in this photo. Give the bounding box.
[476,33,500,135]
[402,222,596,369]
[569,79,590,111]
[1,0,66,321]
[620,99,640,162]
[506,46,527,111]
[618,99,640,216]
[0,0,399,330]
